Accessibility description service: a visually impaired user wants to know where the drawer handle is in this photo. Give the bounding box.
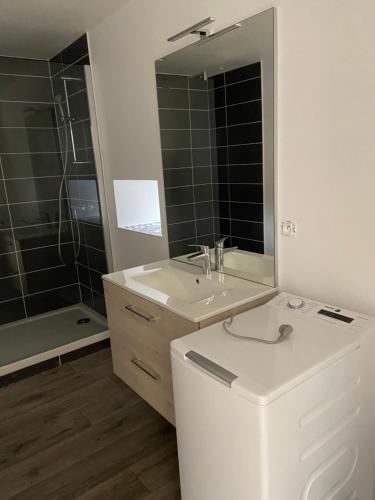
[131,357,160,380]
[124,304,157,322]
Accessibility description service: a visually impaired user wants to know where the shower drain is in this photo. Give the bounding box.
[77,318,91,325]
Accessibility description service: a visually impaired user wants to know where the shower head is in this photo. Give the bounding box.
[55,94,65,122]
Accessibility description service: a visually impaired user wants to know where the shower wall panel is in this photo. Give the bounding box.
[50,35,108,317]
[0,56,80,325]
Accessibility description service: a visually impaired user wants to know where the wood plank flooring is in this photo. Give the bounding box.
[0,348,181,499]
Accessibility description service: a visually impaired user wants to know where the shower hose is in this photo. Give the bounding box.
[58,118,81,265]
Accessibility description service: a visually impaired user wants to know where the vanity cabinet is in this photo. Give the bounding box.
[104,280,274,424]
[104,280,198,424]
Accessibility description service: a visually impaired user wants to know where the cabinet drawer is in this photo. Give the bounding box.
[104,281,198,350]
[104,280,199,425]
[111,329,175,424]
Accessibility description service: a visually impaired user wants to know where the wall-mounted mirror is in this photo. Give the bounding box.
[155,8,276,287]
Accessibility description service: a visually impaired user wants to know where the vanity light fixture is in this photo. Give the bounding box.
[195,23,242,45]
[167,17,215,42]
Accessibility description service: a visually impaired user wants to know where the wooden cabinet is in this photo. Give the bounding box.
[104,280,275,424]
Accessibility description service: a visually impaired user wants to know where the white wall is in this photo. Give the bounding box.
[88,0,375,315]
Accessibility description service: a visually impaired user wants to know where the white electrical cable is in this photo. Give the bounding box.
[58,120,69,265]
[58,117,81,264]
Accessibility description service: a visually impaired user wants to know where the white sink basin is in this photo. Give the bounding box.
[103,259,276,322]
[133,267,231,304]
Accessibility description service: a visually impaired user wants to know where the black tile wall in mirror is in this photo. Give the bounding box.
[0,34,108,325]
[157,62,264,258]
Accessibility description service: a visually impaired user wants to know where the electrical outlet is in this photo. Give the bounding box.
[281,219,297,237]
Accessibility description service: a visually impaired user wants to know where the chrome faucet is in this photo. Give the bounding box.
[214,237,238,272]
[187,244,212,276]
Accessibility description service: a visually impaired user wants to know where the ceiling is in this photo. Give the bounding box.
[0,0,130,60]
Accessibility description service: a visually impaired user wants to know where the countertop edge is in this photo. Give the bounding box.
[103,274,278,323]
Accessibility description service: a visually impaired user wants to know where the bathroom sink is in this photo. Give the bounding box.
[133,267,231,303]
[103,259,276,322]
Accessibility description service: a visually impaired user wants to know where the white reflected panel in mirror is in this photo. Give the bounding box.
[113,180,162,237]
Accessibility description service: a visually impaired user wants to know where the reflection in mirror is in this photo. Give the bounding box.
[155,8,275,287]
[67,178,101,224]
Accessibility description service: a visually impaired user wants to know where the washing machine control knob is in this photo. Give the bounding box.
[287,297,305,310]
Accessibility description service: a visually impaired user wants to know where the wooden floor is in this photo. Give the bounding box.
[0,348,181,499]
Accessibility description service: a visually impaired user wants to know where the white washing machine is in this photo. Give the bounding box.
[171,292,375,500]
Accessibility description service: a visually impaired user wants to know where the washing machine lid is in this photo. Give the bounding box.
[171,294,372,405]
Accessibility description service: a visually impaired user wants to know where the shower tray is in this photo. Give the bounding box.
[0,304,108,376]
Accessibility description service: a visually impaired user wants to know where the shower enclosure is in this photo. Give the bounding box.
[0,34,112,379]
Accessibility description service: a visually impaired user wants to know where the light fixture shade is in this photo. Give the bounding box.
[195,23,242,46]
[167,17,215,42]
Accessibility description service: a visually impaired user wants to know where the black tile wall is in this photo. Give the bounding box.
[230,202,263,223]
[61,35,89,66]
[24,284,81,316]
[9,199,69,227]
[19,243,75,273]
[90,269,104,295]
[229,164,263,184]
[210,62,264,251]
[164,186,194,207]
[12,222,72,249]
[156,74,187,89]
[0,54,80,324]
[157,63,265,257]
[193,167,211,185]
[168,238,196,258]
[50,35,89,78]
[159,109,190,129]
[157,88,189,109]
[225,78,262,106]
[0,229,14,253]
[21,263,77,295]
[227,144,263,164]
[0,74,53,102]
[0,179,6,204]
[50,34,108,318]
[0,127,59,154]
[0,252,18,278]
[0,56,50,77]
[157,74,215,257]
[167,221,196,242]
[230,184,263,204]
[1,153,62,178]
[5,177,65,203]
[231,237,264,254]
[65,149,96,176]
[192,148,210,167]
[0,34,108,326]
[0,275,23,302]
[227,100,262,126]
[162,149,191,169]
[0,298,26,326]
[0,102,56,128]
[225,62,261,84]
[163,168,192,188]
